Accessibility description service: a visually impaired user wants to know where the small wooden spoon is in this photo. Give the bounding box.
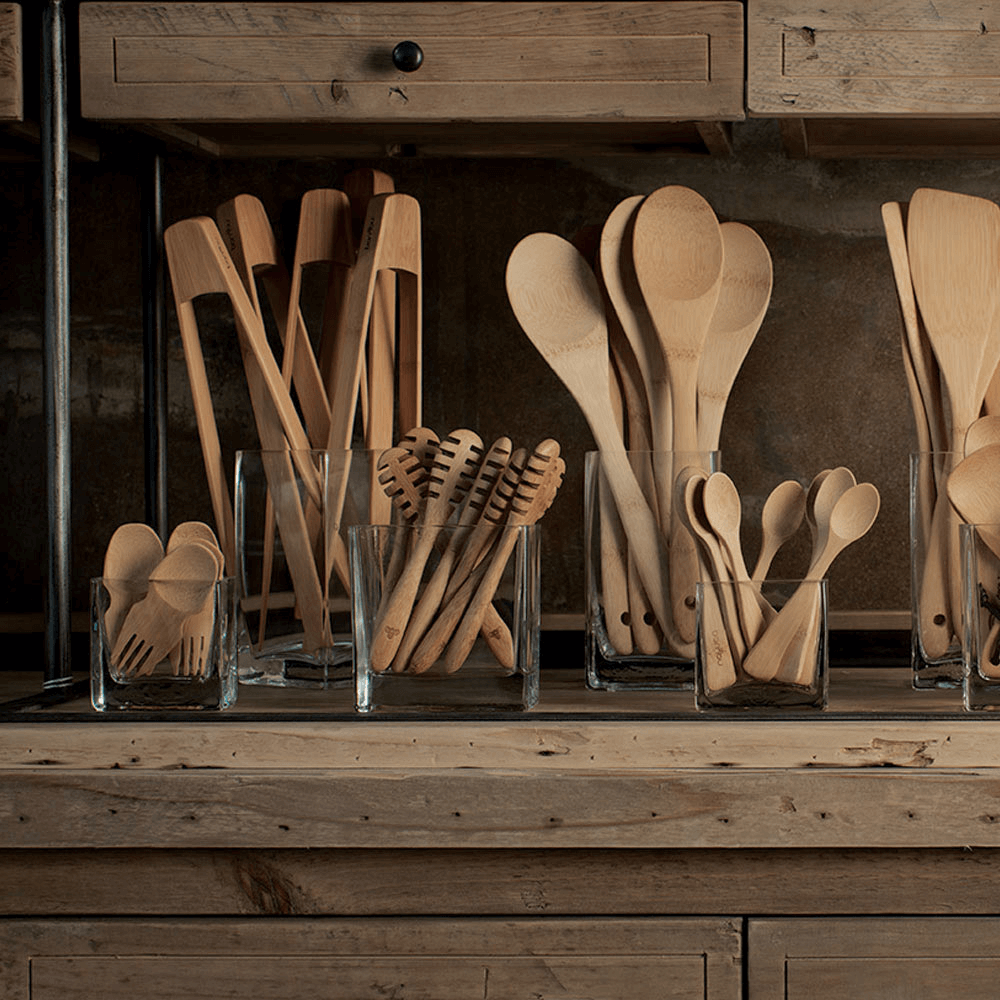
[697,222,773,453]
[746,483,881,683]
[946,444,1000,557]
[102,523,165,648]
[506,231,674,646]
[752,480,806,584]
[702,472,768,648]
[808,466,856,568]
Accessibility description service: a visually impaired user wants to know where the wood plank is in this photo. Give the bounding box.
[7,847,1000,917]
[749,917,1000,1000]
[5,768,1000,849]
[748,0,1000,117]
[0,3,21,122]
[0,917,742,1000]
[79,2,743,125]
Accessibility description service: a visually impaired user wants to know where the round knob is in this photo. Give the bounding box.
[392,40,424,73]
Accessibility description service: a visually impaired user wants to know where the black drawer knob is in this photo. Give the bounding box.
[392,40,424,72]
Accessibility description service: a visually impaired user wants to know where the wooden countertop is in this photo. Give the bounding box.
[3,667,1000,852]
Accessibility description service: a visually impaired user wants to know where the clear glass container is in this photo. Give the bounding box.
[584,450,719,690]
[910,452,964,688]
[90,575,238,711]
[350,523,540,712]
[695,578,828,710]
[961,522,1000,711]
[235,448,384,688]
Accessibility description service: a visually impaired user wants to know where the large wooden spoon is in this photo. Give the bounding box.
[506,231,673,644]
[631,185,724,457]
[946,444,1000,556]
[697,222,773,453]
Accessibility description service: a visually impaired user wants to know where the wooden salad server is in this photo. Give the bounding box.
[370,428,484,672]
[442,443,565,674]
[506,231,676,650]
[391,436,513,671]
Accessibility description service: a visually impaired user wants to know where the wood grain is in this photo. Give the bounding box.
[0,4,20,122]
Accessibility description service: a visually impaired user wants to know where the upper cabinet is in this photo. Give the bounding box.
[748,0,1000,157]
[77,1,745,157]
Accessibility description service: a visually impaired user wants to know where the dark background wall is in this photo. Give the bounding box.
[5,117,995,632]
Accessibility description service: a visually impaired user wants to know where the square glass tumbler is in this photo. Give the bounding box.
[235,449,383,688]
[350,523,540,712]
[91,575,238,711]
[695,578,828,710]
[961,523,1000,711]
[911,452,964,688]
[584,450,719,690]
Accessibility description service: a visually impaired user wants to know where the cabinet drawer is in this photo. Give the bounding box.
[78,2,744,157]
[749,917,1000,999]
[0,3,20,122]
[1,916,742,1000]
[747,0,1000,157]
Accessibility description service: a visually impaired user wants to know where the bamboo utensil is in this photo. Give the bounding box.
[752,480,806,584]
[964,415,1000,456]
[697,222,773,453]
[746,482,881,683]
[908,187,1000,660]
[505,231,673,643]
[169,540,224,677]
[101,523,165,648]
[111,543,221,676]
[370,428,484,672]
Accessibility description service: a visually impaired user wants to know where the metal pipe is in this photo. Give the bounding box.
[41,0,72,689]
[142,152,169,539]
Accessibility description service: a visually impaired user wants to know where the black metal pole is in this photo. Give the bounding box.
[142,151,168,540]
[41,0,72,690]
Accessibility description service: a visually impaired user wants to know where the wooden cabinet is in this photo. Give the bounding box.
[0,3,20,123]
[78,1,745,156]
[747,0,1000,157]
[749,918,1000,999]
[0,917,742,1000]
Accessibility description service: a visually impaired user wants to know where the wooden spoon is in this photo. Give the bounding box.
[747,483,881,683]
[808,466,856,568]
[965,415,1000,456]
[111,543,221,676]
[702,472,768,648]
[697,222,773,453]
[631,185,724,457]
[102,523,164,648]
[946,444,1000,556]
[752,480,806,584]
[506,231,674,646]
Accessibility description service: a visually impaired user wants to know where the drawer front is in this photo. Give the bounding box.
[748,0,1000,117]
[2,916,742,1000]
[0,3,21,122]
[79,2,744,123]
[749,917,1000,999]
